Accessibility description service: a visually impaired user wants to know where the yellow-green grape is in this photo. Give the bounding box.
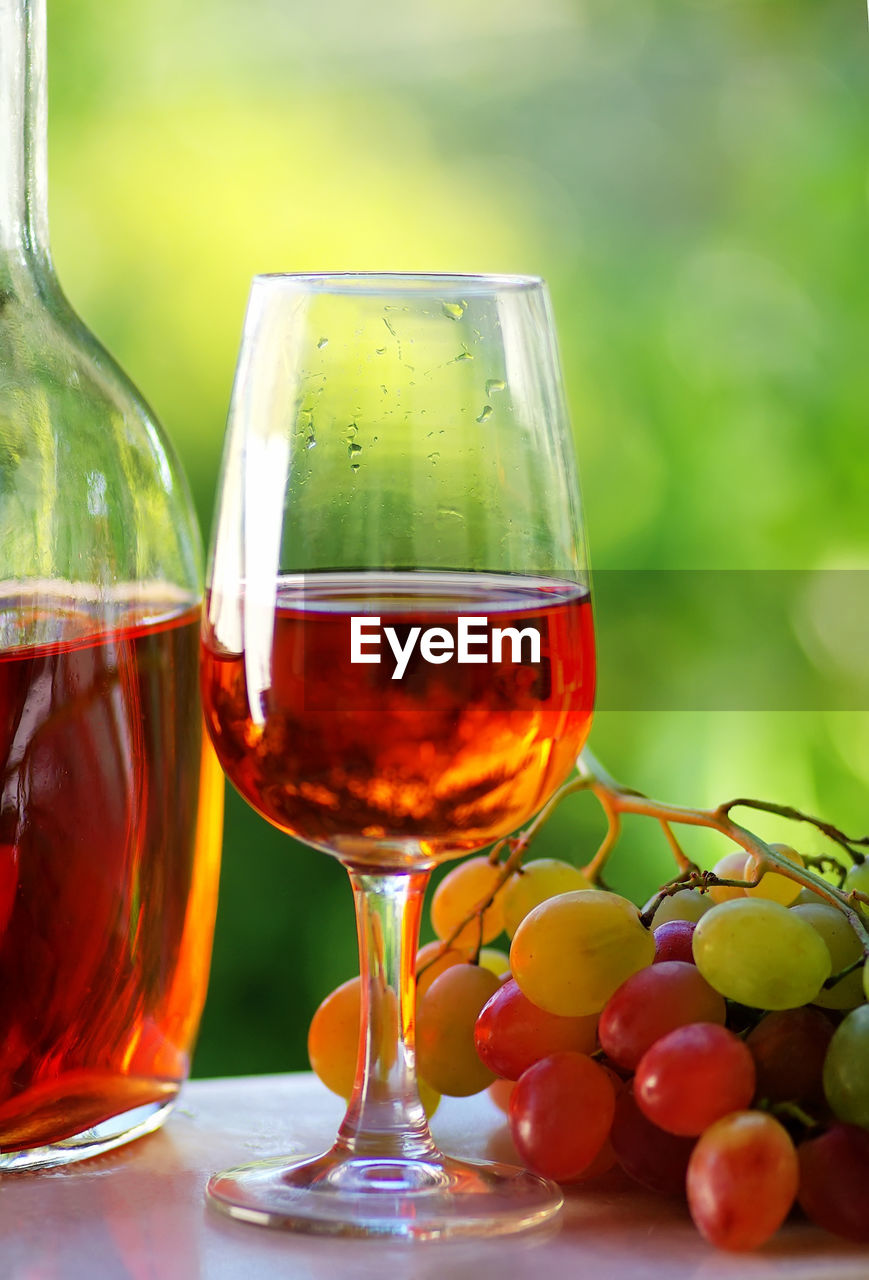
[430,856,506,950]
[692,899,832,1010]
[510,890,655,1017]
[416,962,500,1096]
[823,1004,869,1129]
[478,946,510,979]
[501,858,594,937]
[743,843,805,908]
[644,887,712,926]
[707,851,750,904]
[308,976,361,1099]
[790,902,865,1010]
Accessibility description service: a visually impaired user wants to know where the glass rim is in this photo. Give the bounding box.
[249,271,545,297]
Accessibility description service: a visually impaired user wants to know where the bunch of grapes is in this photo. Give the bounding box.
[309,841,869,1253]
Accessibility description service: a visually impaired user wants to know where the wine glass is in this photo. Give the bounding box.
[201,272,595,1237]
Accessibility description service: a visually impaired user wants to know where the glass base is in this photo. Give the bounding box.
[0,1095,177,1172]
[206,1145,563,1239]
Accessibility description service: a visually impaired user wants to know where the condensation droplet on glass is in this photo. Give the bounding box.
[348,442,362,459]
[427,452,440,464]
[486,378,506,395]
[350,463,360,474]
[375,347,386,355]
[317,337,328,349]
[476,405,493,424]
[441,300,466,321]
[344,423,358,443]
[306,436,316,450]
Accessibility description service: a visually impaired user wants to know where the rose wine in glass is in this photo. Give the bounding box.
[201,273,594,1236]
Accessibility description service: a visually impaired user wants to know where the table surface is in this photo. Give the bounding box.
[2,1073,867,1280]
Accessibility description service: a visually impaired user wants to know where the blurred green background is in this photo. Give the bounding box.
[45,0,869,1077]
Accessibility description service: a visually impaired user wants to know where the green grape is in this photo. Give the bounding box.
[844,862,869,897]
[511,890,655,1017]
[430,856,507,950]
[643,887,711,926]
[790,902,864,1010]
[823,1004,869,1129]
[416,962,500,1096]
[743,843,805,908]
[692,898,831,1010]
[501,858,594,937]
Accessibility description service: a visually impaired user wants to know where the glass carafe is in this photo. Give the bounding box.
[0,0,223,1169]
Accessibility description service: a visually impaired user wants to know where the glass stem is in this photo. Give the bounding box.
[335,867,438,1162]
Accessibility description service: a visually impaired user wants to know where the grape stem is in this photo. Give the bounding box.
[768,1100,820,1133]
[424,747,869,973]
[715,797,868,863]
[575,748,869,960]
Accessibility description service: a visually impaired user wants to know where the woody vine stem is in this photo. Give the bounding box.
[430,748,869,983]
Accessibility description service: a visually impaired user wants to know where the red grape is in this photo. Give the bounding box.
[634,1022,756,1136]
[565,1134,617,1183]
[745,1007,834,1107]
[509,1051,616,1182]
[653,919,696,964]
[797,1124,869,1243]
[474,977,598,1080]
[598,961,726,1071]
[686,1111,798,1251]
[609,1084,696,1195]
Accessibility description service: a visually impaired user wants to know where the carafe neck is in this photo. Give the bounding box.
[0,0,50,276]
